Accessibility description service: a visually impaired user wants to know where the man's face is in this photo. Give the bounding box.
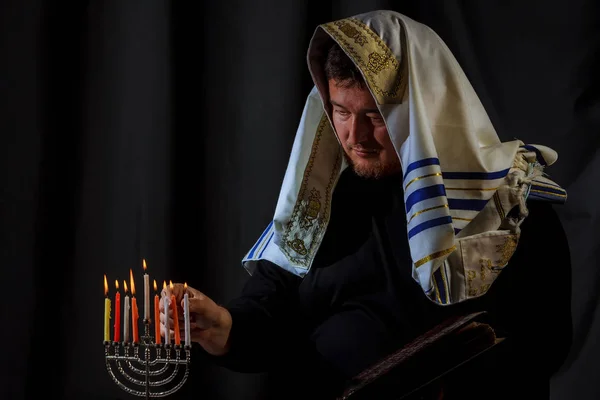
[328,79,401,179]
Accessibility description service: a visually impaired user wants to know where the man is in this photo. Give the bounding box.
[162,10,571,399]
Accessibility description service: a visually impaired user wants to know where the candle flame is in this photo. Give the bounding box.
[184,282,188,291]
[169,280,174,290]
[130,269,136,296]
[143,258,147,271]
[163,281,167,290]
[115,280,119,290]
[104,274,108,296]
[124,281,128,293]
[153,280,157,292]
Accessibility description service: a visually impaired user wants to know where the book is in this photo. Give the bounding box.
[338,311,503,400]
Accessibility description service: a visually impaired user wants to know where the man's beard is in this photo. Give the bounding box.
[343,152,401,180]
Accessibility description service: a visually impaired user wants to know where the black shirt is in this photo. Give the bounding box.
[205,169,572,398]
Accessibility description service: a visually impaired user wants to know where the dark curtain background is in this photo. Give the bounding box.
[1,0,598,399]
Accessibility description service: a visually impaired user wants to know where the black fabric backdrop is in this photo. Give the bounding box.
[1,0,598,399]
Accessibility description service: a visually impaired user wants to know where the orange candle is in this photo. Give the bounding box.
[132,298,139,343]
[169,281,181,345]
[114,280,121,342]
[130,269,139,343]
[153,280,161,344]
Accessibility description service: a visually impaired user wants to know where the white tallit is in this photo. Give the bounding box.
[241,10,567,305]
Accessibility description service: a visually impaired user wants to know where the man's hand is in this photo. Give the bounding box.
[159,283,232,356]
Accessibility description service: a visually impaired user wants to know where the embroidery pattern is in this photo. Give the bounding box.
[495,234,519,266]
[337,23,367,45]
[467,269,478,297]
[321,18,407,104]
[465,233,519,297]
[300,188,322,229]
[467,259,497,297]
[280,115,342,267]
[493,191,505,220]
[287,236,308,256]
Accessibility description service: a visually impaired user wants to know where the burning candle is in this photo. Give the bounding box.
[170,281,181,345]
[163,281,170,344]
[183,282,190,347]
[123,281,130,343]
[114,280,121,342]
[130,269,139,343]
[143,259,150,321]
[104,275,111,342]
[154,280,161,344]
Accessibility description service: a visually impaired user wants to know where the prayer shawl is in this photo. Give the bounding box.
[241,10,567,305]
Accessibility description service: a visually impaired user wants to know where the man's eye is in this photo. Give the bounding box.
[335,110,350,117]
[368,114,384,123]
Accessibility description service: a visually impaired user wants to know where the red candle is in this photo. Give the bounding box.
[113,280,121,342]
[130,269,139,343]
[132,297,139,343]
[153,280,161,344]
[169,281,181,345]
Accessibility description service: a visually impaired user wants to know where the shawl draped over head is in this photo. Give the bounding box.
[241,10,567,306]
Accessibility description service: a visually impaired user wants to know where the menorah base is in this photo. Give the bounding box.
[104,322,191,399]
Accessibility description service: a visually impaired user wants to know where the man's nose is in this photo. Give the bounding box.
[347,115,372,143]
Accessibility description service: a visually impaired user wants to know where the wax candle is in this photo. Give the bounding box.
[132,297,139,343]
[183,282,190,346]
[163,281,170,344]
[143,259,150,321]
[170,281,181,345]
[114,280,121,342]
[130,269,139,343]
[104,275,111,342]
[123,281,130,343]
[154,280,161,344]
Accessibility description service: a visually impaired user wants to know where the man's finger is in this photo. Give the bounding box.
[186,286,204,299]
[160,324,175,338]
[159,308,173,320]
[160,312,174,326]
[178,322,200,333]
[187,297,207,314]
[159,296,175,313]
[187,298,217,325]
[170,283,186,300]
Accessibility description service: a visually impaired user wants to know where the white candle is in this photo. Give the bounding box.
[165,281,171,298]
[183,292,190,346]
[123,293,130,343]
[143,273,150,321]
[164,293,171,344]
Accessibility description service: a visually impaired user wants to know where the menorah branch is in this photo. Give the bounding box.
[104,320,191,399]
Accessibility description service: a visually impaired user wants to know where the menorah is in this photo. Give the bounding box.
[104,318,191,399]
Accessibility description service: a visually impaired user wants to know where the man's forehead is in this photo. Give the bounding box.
[330,99,379,114]
[328,83,380,113]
